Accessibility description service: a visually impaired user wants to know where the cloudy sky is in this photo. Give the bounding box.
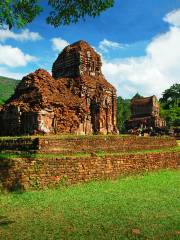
[0,0,180,98]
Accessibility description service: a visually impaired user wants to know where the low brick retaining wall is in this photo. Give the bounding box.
[0,136,177,152]
[0,151,179,190]
[0,138,39,151]
[39,136,177,153]
[0,135,177,153]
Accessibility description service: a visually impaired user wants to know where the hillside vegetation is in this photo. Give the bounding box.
[0,76,20,105]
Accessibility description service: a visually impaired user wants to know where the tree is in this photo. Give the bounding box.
[159,84,180,109]
[0,0,114,29]
[160,84,180,128]
[117,97,131,133]
[0,0,42,29]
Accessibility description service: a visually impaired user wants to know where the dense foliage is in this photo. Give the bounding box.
[117,97,131,133]
[0,0,114,29]
[0,76,20,105]
[117,93,144,133]
[47,0,114,27]
[160,84,180,128]
[0,0,42,29]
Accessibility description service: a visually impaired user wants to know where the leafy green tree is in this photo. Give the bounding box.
[47,0,114,27]
[0,0,42,29]
[117,97,131,133]
[160,106,180,128]
[160,84,180,109]
[160,84,180,128]
[0,0,114,29]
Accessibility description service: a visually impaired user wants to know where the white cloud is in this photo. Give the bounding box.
[164,9,180,27]
[0,44,37,67]
[51,37,69,52]
[99,39,125,52]
[102,9,180,98]
[0,66,24,79]
[0,29,42,42]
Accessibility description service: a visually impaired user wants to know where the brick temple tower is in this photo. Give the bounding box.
[126,95,166,129]
[0,41,117,136]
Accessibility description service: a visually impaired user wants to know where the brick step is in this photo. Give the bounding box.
[0,135,177,152]
[39,144,174,154]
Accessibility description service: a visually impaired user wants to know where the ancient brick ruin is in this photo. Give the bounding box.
[126,95,166,129]
[0,135,178,190]
[0,41,117,136]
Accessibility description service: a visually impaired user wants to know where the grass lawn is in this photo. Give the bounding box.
[0,170,179,240]
[0,134,171,140]
[0,146,179,160]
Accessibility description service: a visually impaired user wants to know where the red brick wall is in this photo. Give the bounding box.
[0,151,179,191]
[39,136,177,153]
[0,138,39,151]
[0,136,176,152]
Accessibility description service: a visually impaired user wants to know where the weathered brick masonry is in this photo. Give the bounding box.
[0,138,39,151]
[38,136,177,153]
[0,151,179,190]
[0,136,178,190]
[0,41,117,136]
[0,136,176,152]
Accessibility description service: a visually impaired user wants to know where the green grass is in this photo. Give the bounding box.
[0,76,20,105]
[0,146,179,159]
[0,134,171,140]
[0,170,179,240]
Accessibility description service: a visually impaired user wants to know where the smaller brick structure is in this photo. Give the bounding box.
[126,95,166,129]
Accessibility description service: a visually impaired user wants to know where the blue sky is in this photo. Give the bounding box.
[0,0,180,98]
